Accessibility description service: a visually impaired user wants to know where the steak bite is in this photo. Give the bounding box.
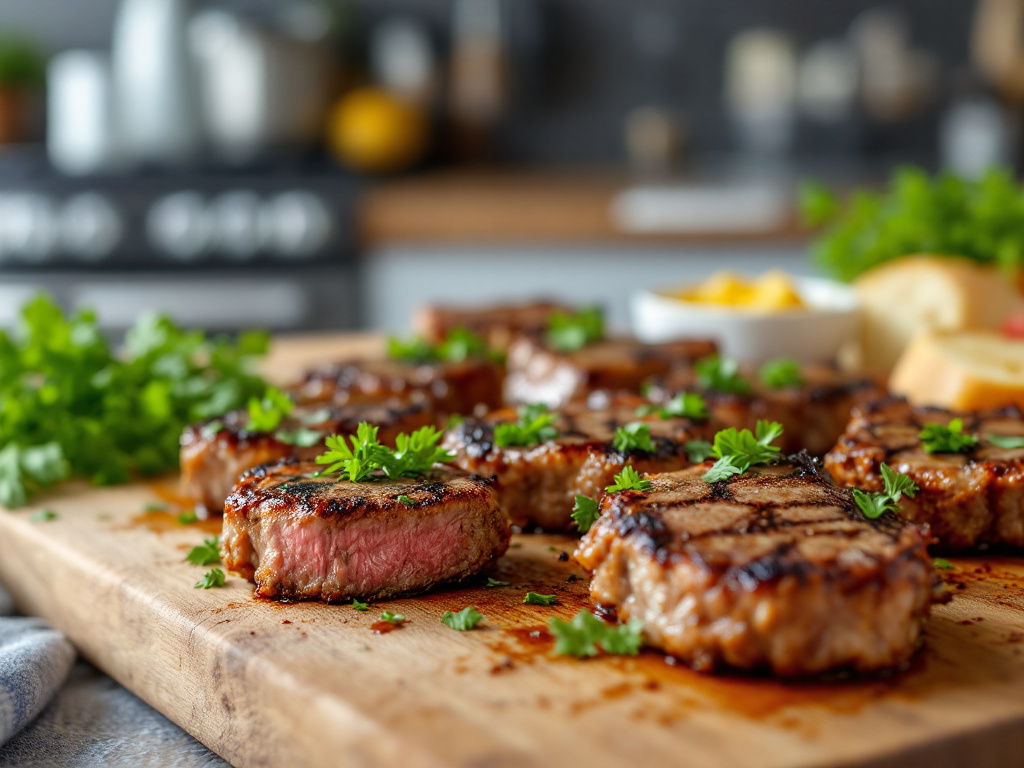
[180,399,434,518]
[575,454,943,676]
[412,300,572,350]
[648,361,882,455]
[222,460,509,602]
[443,395,713,531]
[505,334,717,409]
[824,397,1024,551]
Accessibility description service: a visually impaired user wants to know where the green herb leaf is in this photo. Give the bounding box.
[0,443,69,509]
[694,355,752,395]
[387,327,499,364]
[685,439,713,463]
[933,558,954,570]
[352,599,369,611]
[598,619,645,656]
[185,536,221,566]
[546,306,604,352]
[703,421,784,483]
[571,494,600,533]
[396,495,415,506]
[605,466,651,493]
[759,358,805,389]
[524,592,558,606]
[177,510,198,524]
[275,427,324,448]
[30,508,57,522]
[987,434,1024,449]
[383,425,454,478]
[380,610,405,624]
[202,421,225,437]
[485,577,510,588]
[246,386,293,432]
[494,403,559,447]
[441,607,484,631]
[852,463,919,519]
[612,422,655,453]
[195,569,226,589]
[143,502,166,512]
[548,610,644,658]
[314,423,391,482]
[919,418,979,455]
[386,335,437,364]
[636,392,710,421]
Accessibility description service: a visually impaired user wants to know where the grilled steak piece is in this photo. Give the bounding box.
[443,395,713,531]
[576,454,943,676]
[412,300,571,350]
[648,364,882,455]
[505,335,717,409]
[222,460,509,602]
[293,357,504,416]
[180,398,433,518]
[824,397,1024,551]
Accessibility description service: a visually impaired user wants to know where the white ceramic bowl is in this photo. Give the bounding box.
[631,276,861,364]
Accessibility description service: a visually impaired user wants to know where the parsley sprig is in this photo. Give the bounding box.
[988,434,1024,449]
[185,536,221,566]
[546,306,604,352]
[549,610,644,657]
[851,463,919,519]
[246,386,293,432]
[442,607,484,631]
[195,569,226,589]
[606,466,651,493]
[759,358,805,389]
[571,494,600,533]
[694,355,752,395]
[387,327,499,364]
[919,419,979,455]
[703,421,783,483]
[612,422,655,453]
[524,592,558,606]
[494,403,559,447]
[636,392,709,421]
[315,424,453,482]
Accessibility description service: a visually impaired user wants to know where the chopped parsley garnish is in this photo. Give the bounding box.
[933,558,954,570]
[571,494,600,533]
[685,439,713,463]
[203,421,225,437]
[636,392,709,421]
[30,508,57,522]
[703,421,783,483]
[0,295,269,507]
[548,610,644,658]
[387,327,499,364]
[694,355,752,395]
[851,463,919,520]
[352,599,369,611]
[246,386,294,432]
[605,466,651,493]
[485,577,510,588]
[396,495,415,506]
[759,358,805,389]
[919,419,978,455]
[524,592,558,606]
[275,428,323,447]
[441,607,484,631]
[988,434,1024,449]
[386,335,437,364]
[612,422,655,453]
[494,403,558,447]
[143,502,167,512]
[315,423,452,482]
[195,569,226,589]
[380,610,405,624]
[177,510,198,524]
[546,306,604,352]
[185,536,221,566]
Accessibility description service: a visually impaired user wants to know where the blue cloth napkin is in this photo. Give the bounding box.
[0,584,75,746]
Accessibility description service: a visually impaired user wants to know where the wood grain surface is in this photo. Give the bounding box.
[1,334,1023,768]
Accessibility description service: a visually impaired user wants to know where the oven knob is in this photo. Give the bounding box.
[147,191,211,261]
[0,193,59,263]
[60,193,123,261]
[210,191,263,260]
[260,191,332,259]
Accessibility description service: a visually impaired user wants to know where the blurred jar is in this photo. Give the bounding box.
[48,51,122,175]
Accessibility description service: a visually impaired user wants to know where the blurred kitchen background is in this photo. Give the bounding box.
[0,0,1016,333]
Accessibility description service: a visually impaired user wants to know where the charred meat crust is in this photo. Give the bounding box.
[576,454,941,676]
[824,396,1024,551]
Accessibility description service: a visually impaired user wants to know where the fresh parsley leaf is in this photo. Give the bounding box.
[30,508,57,522]
[988,434,1024,449]
[315,423,391,481]
[852,463,919,520]
[524,592,558,606]
[185,536,221,566]
[759,358,805,389]
[387,327,499,364]
[881,462,919,501]
[571,494,600,533]
[246,386,293,432]
[694,355,752,395]
[485,577,510,588]
[202,421,225,437]
[380,610,405,623]
[396,495,415,506]
[441,607,484,631]
[177,510,198,524]
[703,421,783,483]
[383,425,454,478]
[933,558,954,570]
[919,418,978,455]
[0,443,69,508]
[685,439,713,463]
[352,599,369,611]
[494,403,559,447]
[195,569,226,589]
[275,428,323,448]
[605,465,651,493]
[549,610,644,658]
[546,306,604,352]
[143,502,167,512]
[386,335,437,364]
[612,422,655,453]
[636,392,710,421]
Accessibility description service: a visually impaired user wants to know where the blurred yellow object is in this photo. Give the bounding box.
[327,87,428,173]
[674,270,804,311]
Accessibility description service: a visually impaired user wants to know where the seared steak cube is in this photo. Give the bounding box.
[412,300,572,350]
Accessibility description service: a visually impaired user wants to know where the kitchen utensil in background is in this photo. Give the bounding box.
[370,15,438,110]
[111,0,204,167]
[724,29,798,155]
[47,51,121,176]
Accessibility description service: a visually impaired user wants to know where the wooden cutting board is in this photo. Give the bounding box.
[1,334,1023,768]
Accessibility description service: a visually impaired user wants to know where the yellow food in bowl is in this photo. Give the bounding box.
[672,270,805,311]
